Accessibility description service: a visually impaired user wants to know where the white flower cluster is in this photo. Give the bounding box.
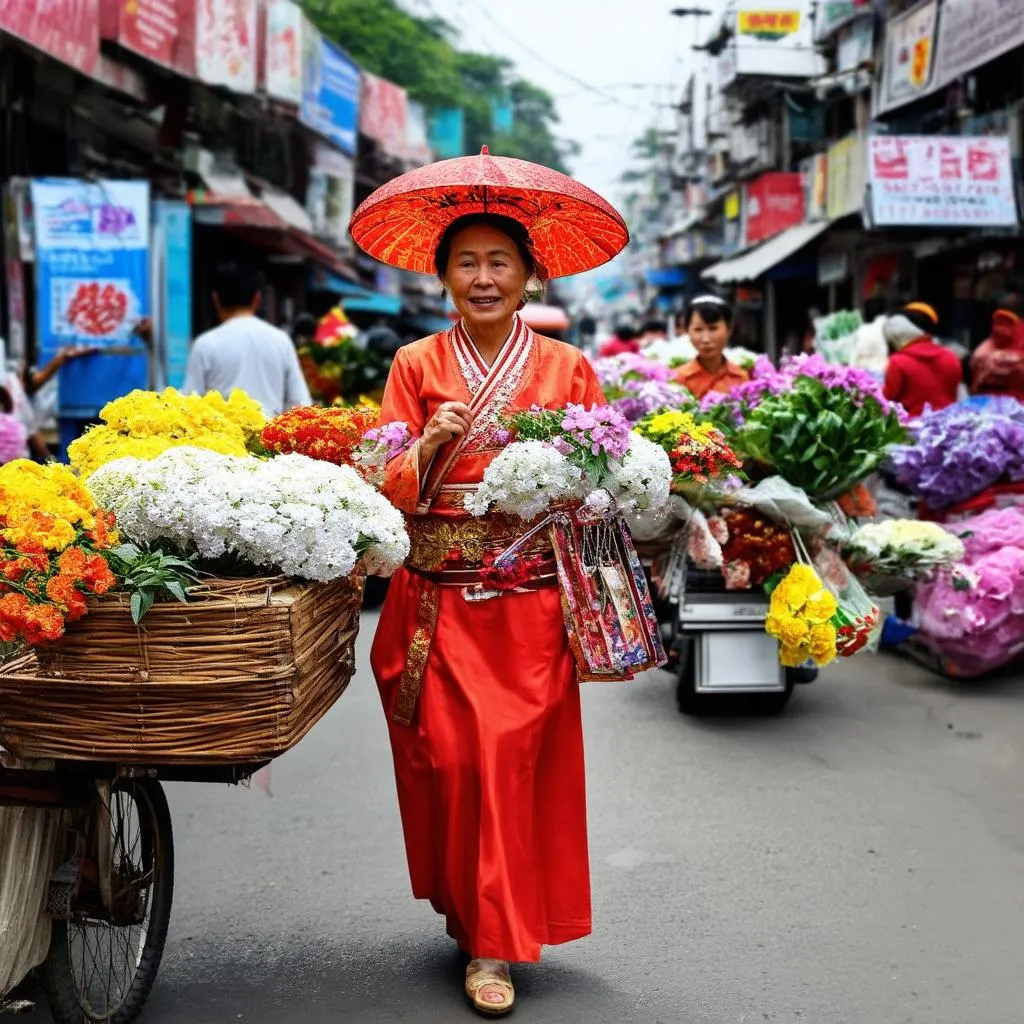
[465,434,672,521]
[846,519,964,575]
[604,435,672,515]
[88,447,410,581]
[464,440,585,520]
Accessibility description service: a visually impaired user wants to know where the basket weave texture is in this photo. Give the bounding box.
[0,575,364,764]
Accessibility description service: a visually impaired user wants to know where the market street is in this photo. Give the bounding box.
[17,612,1024,1024]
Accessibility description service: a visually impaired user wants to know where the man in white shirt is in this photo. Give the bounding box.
[183,262,312,416]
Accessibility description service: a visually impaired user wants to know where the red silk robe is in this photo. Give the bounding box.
[370,317,604,962]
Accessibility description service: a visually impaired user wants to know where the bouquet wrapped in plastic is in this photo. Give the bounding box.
[843,519,964,595]
[888,400,1024,510]
[914,506,1024,676]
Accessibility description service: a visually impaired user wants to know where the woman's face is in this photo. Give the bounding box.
[688,310,731,362]
[442,224,530,332]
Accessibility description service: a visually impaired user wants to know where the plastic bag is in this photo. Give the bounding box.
[734,476,832,529]
[809,541,882,655]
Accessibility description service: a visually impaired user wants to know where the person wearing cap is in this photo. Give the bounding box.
[970,300,1024,402]
[882,303,961,417]
[672,294,749,399]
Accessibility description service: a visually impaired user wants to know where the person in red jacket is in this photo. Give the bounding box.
[882,303,962,418]
[970,306,1024,401]
[598,323,641,357]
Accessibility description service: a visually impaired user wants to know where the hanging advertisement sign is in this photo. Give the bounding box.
[30,179,151,412]
[867,135,1018,228]
[933,0,1024,89]
[721,4,822,89]
[743,172,805,246]
[0,0,99,75]
[802,153,829,220]
[360,72,409,160]
[826,132,866,219]
[813,0,872,42]
[301,33,360,155]
[153,201,191,390]
[264,0,303,104]
[406,102,433,167]
[195,0,257,94]
[428,109,465,160]
[110,0,179,68]
[877,0,937,115]
[306,143,354,246]
[2,186,27,362]
[836,15,874,93]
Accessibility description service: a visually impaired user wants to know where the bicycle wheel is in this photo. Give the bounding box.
[41,777,174,1024]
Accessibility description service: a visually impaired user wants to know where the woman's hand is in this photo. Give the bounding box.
[420,401,474,462]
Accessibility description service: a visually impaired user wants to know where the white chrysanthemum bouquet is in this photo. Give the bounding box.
[88,446,410,581]
[465,404,671,520]
[844,519,964,580]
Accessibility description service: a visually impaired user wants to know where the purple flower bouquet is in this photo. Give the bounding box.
[888,401,1024,509]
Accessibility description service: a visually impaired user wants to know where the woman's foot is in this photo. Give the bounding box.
[465,958,515,1017]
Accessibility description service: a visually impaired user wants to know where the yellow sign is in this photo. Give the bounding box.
[725,192,741,220]
[737,9,801,40]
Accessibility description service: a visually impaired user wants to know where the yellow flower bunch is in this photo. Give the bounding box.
[0,460,101,550]
[765,563,839,668]
[68,388,265,478]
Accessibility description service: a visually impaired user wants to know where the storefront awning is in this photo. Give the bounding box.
[702,220,832,285]
[343,293,403,316]
[307,268,403,316]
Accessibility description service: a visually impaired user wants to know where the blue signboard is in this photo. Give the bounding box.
[30,179,150,418]
[301,35,360,155]
[154,200,192,391]
[428,108,465,160]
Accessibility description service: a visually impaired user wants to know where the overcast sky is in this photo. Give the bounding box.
[404,0,724,204]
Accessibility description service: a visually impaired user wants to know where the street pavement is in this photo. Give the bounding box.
[20,611,1024,1024]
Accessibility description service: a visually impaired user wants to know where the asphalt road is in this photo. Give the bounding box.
[20,612,1024,1024]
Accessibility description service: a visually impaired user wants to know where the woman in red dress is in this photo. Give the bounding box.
[368,210,613,1015]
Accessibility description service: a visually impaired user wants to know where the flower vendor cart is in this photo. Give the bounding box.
[0,391,411,1023]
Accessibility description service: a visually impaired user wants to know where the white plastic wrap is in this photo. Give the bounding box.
[734,476,832,528]
[0,807,61,998]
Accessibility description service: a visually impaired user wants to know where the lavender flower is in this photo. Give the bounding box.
[889,401,1024,508]
[561,403,632,460]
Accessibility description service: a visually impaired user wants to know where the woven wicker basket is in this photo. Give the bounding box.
[0,575,364,764]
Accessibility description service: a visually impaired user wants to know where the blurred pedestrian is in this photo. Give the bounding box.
[183,262,311,417]
[291,313,318,350]
[598,323,640,357]
[882,303,961,417]
[638,318,668,349]
[672,294,749,399]
[970,301,1024,402]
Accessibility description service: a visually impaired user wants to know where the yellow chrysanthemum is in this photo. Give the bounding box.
[786,564,821,591]
[778,616,810,648]
[809,623,838,666]
[779,644,808,668]
[68,387,259,476]
[803,588,839,625]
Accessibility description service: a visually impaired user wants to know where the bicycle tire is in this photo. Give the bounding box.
[41,777,175,1024]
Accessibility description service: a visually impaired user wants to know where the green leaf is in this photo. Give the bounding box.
[130,590,144,624]
[166,581,188,603]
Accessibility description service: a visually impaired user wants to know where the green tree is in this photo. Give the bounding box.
[300,0,576,170]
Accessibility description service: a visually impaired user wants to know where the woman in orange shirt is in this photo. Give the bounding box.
[673,294,750,399]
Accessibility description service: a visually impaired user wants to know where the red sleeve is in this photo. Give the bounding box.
[378,348,427,514]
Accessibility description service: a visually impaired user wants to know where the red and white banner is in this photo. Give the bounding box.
[263,0,303,104]
[360,72,409,160]
[0,0,99,75]
[194,0,256,94]
[116,0,178,67]
[743,172,805,246]
[868,135,1018,228]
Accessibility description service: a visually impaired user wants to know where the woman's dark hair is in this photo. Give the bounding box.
[641,319,667,335]
[685,293,734,329]
[0,386,13,415]
[434,213,539,279]
[615,324,639,342]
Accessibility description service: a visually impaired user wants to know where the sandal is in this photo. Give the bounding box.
[465,958,515,1017]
